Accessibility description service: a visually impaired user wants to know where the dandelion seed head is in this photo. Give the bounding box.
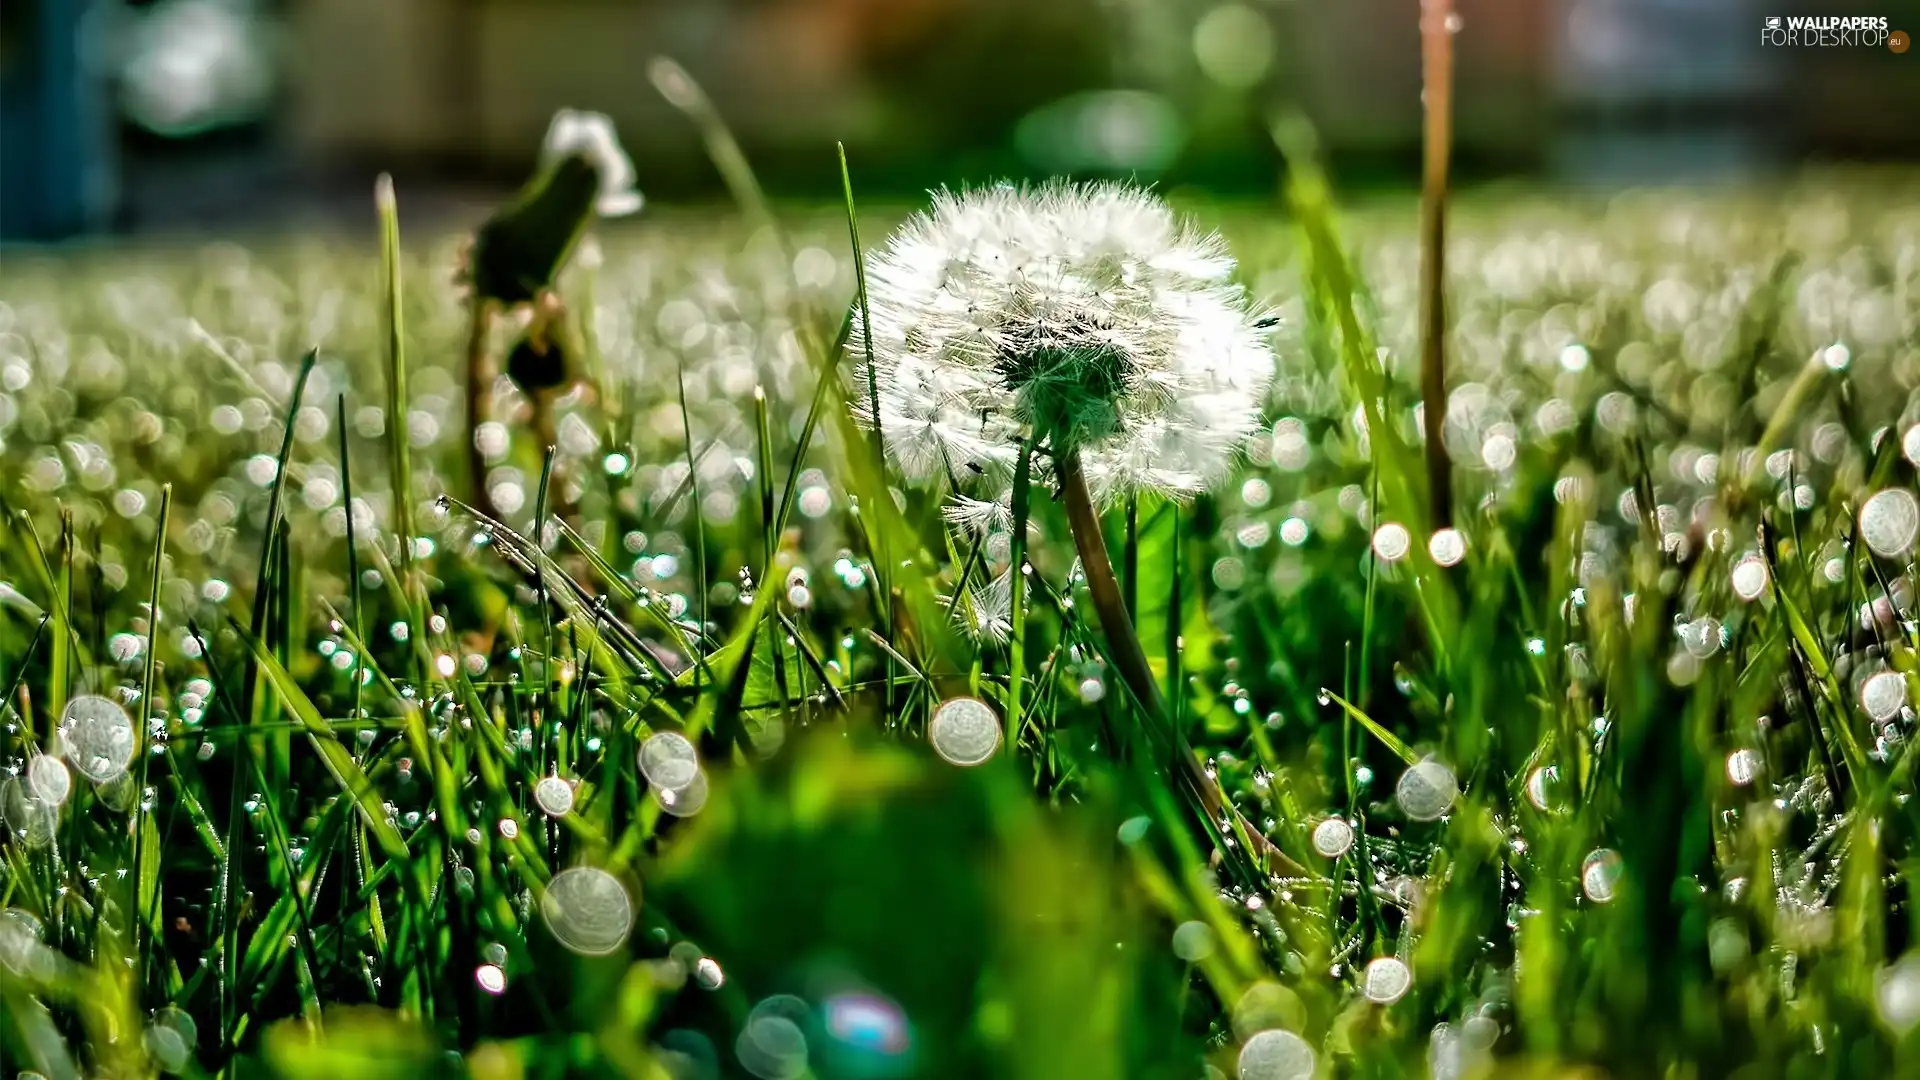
[852,182,1275,502]
[541,110,643,217]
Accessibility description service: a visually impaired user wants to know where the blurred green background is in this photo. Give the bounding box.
[5,0,1920,238]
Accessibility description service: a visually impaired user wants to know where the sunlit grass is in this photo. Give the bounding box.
[3,167,1920,1078]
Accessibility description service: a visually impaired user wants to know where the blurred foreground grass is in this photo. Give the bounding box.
[4,172,1920,1078]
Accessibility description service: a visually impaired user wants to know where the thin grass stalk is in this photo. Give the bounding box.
[465,297,496,520]
[1419,0,1456,528]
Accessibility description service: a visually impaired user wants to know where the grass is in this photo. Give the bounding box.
[2,162,1920,1080]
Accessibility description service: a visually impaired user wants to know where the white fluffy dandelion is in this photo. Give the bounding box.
[540,109,644,217]
[852,182,1276,502]
[947,568,1014,644]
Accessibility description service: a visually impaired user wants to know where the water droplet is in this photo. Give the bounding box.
[1395,760,1458,821]
[1362,956,1411,1004]
[694,956,725,989]
[1726,748,1761,786]
[1877,953,1920,1035]
[1172,920,1216,962]
[534,775,575,817]
[929,697,1000,767]
[655,769,710,817]
[1731,554,1770,601]
[1310,817,1354,858]
[738,996,812,1080]
[1371,523,1411,562]
[639,731,701,790]
[1861,671,1907,722]
[1860,489,1919,558]
[24,755,70,807]
[1582,848,1623,903]
[1427,528,1465,567]
[476,963,507,994]
[1236,1028,1315,1080]
[58,695,136,783]
[822,991,912,1060]
[540,867,634,956]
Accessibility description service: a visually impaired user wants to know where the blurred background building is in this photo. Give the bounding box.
[2,0,1917,238]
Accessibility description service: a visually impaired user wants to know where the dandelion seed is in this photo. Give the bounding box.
[540,110,643,217]
[929,697,1001,766]
[851,182,1275,501]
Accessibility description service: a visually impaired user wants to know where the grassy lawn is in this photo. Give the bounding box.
[4,168,1920,1079]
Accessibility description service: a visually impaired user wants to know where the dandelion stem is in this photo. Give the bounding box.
[1419,0,1456,528]
[1007,438,1034,751]
[1057,449,1304,876]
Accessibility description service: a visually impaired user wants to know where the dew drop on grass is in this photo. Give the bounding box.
[1726,748,1762,786]
[1236,1028,1315,1080]
[1172,920,1216,962]
[1854,673,1907,728]
[694,956,725,989]
[144,1020,190,1074]
[655,769,710,817]
[1310,817,1354,858]
[1582,848,1623,903]
[1731,554,1770,601]
[1860,489,1920,558]
[1362,956,1412,1004]
[1877,953,1920,1035]
[1395,761,1458,821]
[1427,528,1465,567]
[929,696,1000,766]
[59,694,136,783]
[540,867,634,956]
[639,731,700,790]
[534,775,575,817]
[739,995,813,1080]
[24,755,70,807]
[1371,522,1411,562]
[476,963,507,994]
